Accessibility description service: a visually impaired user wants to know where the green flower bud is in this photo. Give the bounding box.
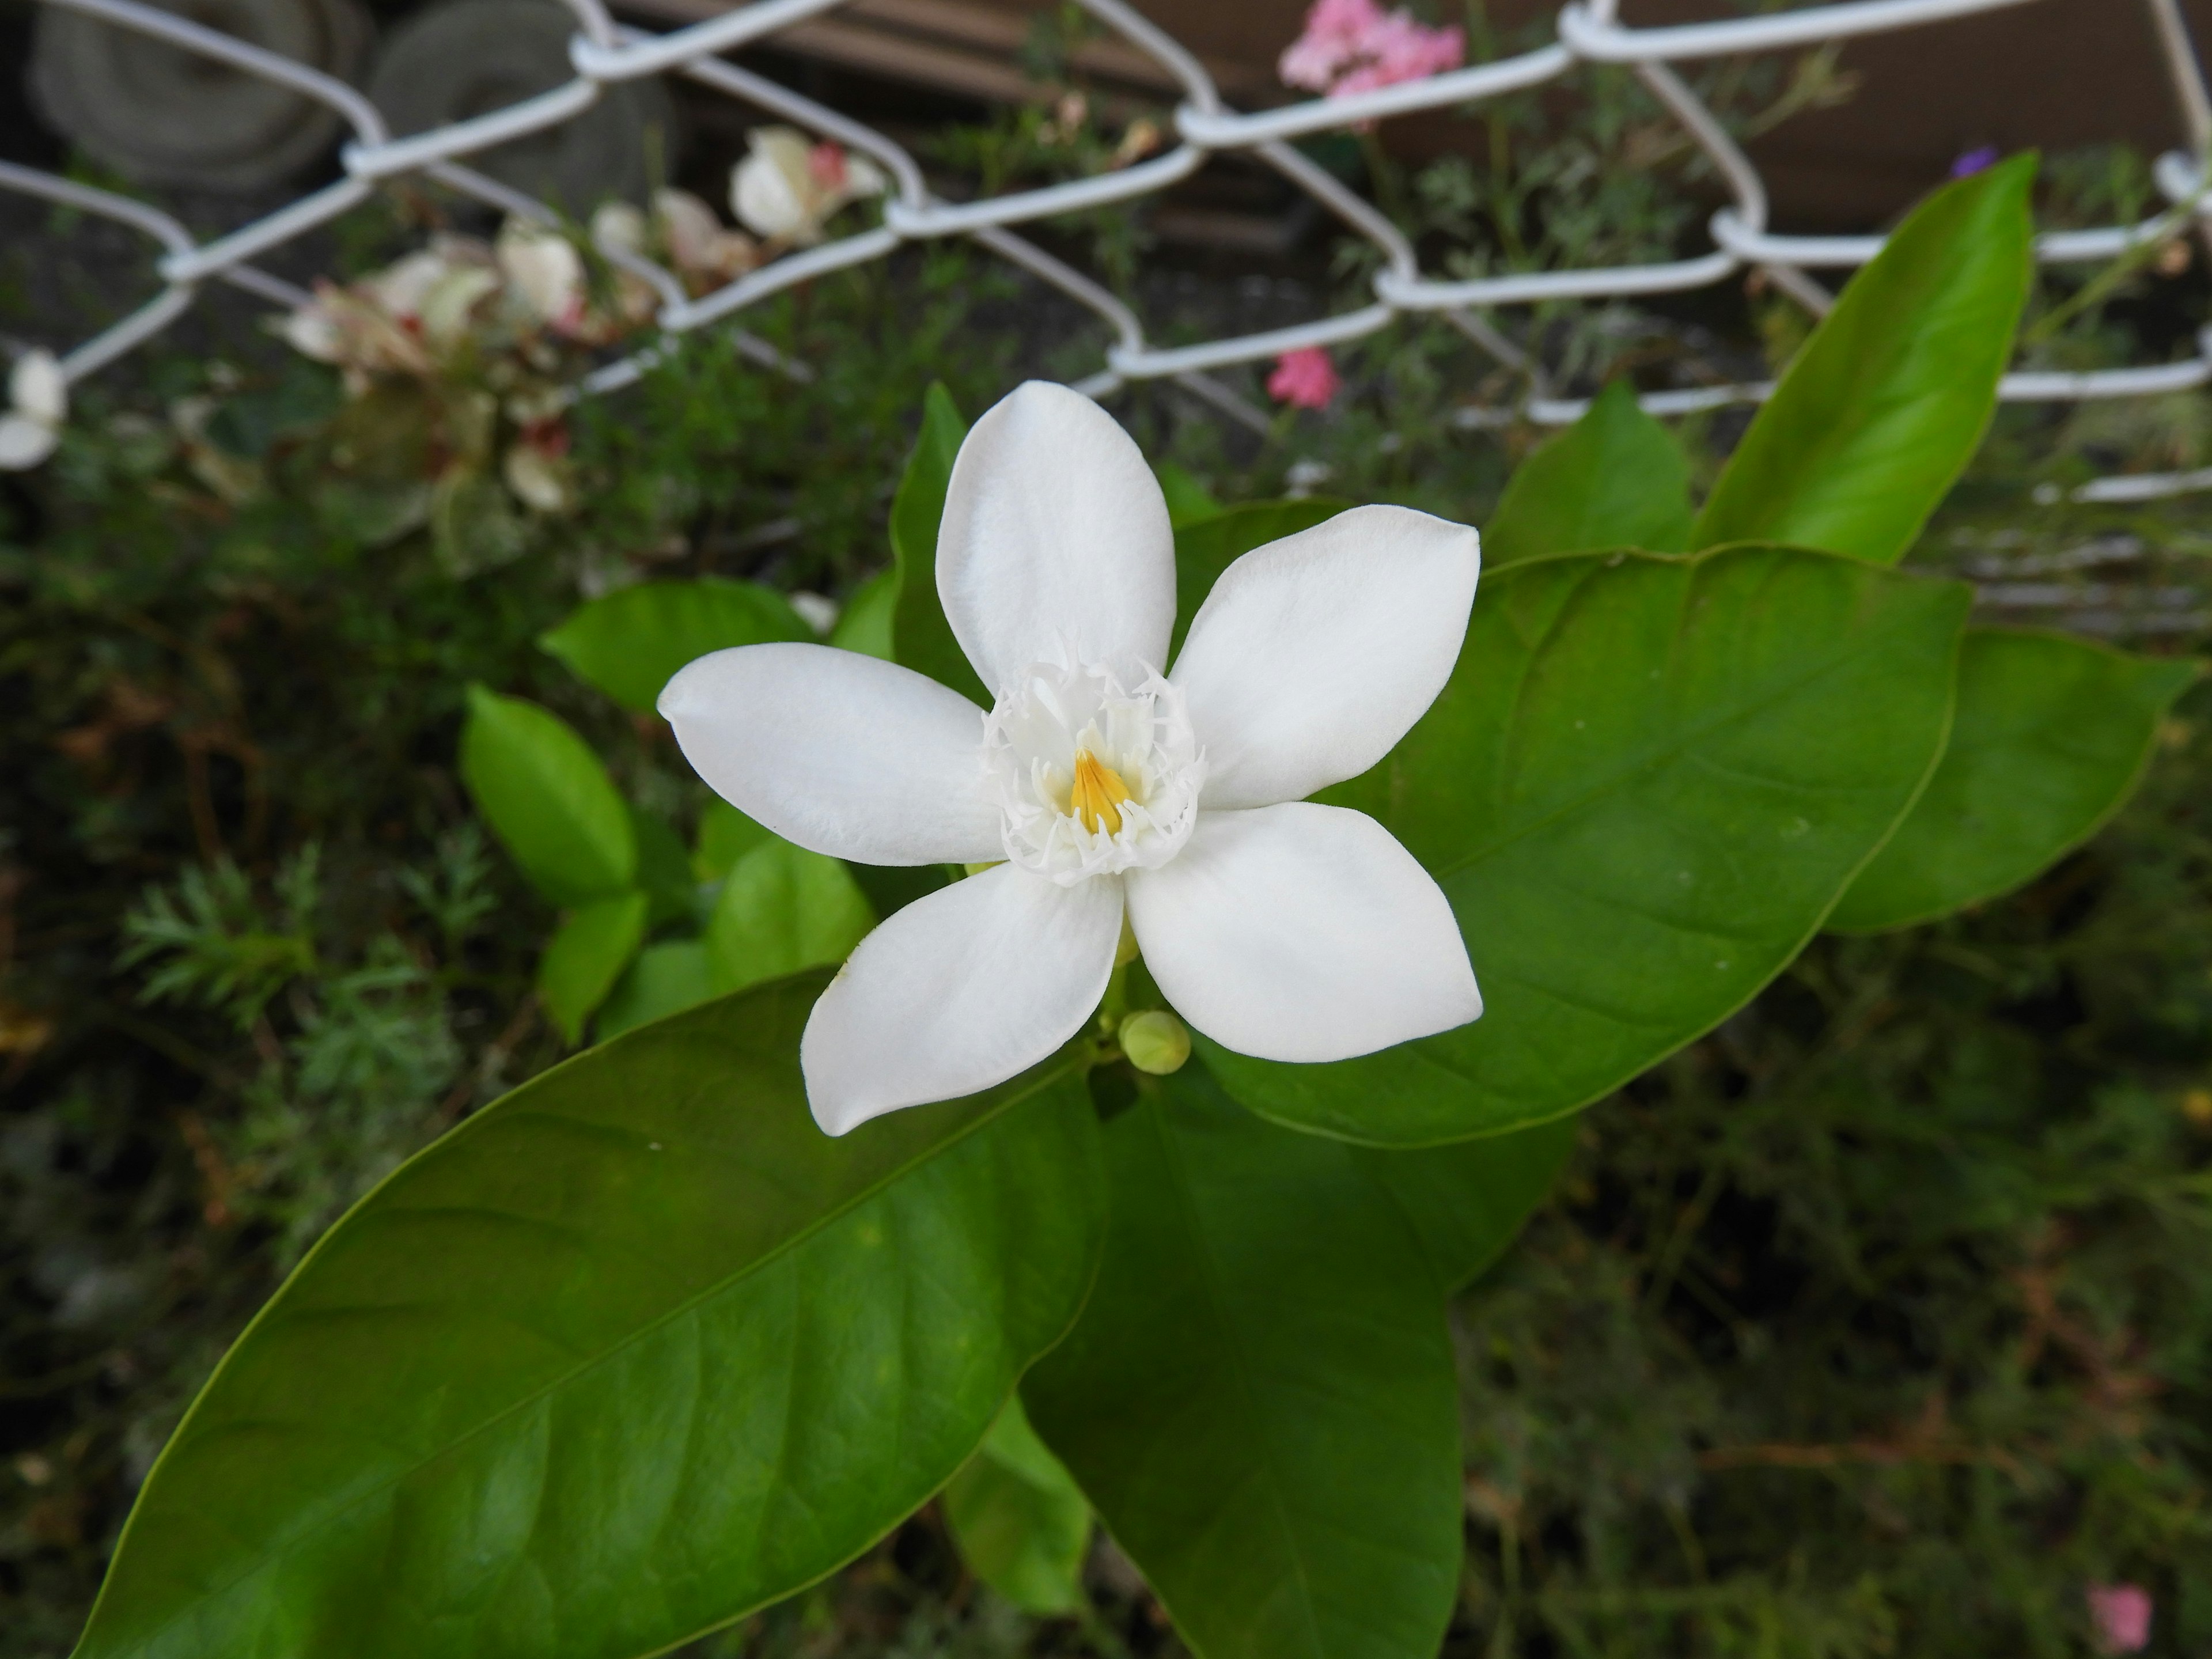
[1119,1009,1190,1075]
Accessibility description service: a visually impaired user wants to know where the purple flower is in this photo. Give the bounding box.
[1950,145,2001,179]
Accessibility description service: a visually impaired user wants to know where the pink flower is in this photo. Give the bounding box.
[1279,0,1463,99]
[2088,1584,2153,1654]
[1268,346,1340,410]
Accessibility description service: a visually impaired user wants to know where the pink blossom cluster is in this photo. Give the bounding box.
[2088,1584,2153,1654]
[1278,0,1465,99]
[1268,346,1341,410]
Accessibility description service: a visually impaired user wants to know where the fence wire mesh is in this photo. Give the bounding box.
[7,0,2212,503]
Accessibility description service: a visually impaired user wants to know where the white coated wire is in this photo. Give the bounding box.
[7,0,2212,506]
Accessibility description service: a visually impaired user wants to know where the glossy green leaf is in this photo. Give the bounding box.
[536,890,649,1044]
[540,579,815,714]
[1830,627,2198,931]
[829,567,898,661]
[1355,1114,1578,1291]
[1484,381,1692,566]
[707,838,876,996]
[594,940,714,1041]
[1027,1062,1462,1659]
[73,977,1106,1659]
[890,383,988,706]
[1154,460,1222,528]
[1694,155,2036,563]
[693,796,771,884]
[1203,546,1969,1145]
[459,685,636,907]
[1169,499,1347,659]
[942,1397,1091,1615]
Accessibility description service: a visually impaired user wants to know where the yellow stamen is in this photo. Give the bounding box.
[1070,749,1132,836]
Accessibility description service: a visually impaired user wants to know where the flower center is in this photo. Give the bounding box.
[982,652,1205,887]
[1069,749,1132,835]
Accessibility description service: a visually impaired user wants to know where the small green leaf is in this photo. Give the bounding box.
[1203,546,1969,1145]
[1027,1062,1463,1659]
[630,804,695,928]
[942,1397,1092,1615]
[1170,499,1347,660]
[830,567,899,661]
[594,940,714,1040]
[693,796,772,884]
[707,838,876,995]
[72,978,1106,1659]
[540,578,815,714]
[536,890,649,1044]
[1830,627,2199,931]
[1484,381,1692,566]
[1153,460,1222,528]
[1694,154,2037,563]
[891,383,989,706]
[459,685,636,906]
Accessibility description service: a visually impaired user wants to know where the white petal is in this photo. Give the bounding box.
[660,642,1001,866]
[0,413,57,471]
[937,381,1175,695]
[1126,803,1479,1063]
[1169,505,1480,809]
[11,350,66,426]
[802,864,1122,1133]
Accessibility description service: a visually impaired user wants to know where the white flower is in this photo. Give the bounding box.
[661,381,1483,1135]
[0,350,67,471]
[730,126,888,247]
[497,219,586,334]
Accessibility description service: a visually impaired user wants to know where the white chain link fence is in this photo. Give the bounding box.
[6,0,2212,503]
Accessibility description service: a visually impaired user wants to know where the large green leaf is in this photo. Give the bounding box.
[459,685,636,907]
[1025,1062,1463,1659]
[536,890,649,1044]
[1356,1114,1578,1291]
[1168,499,1346,660]
[890,383,988,706]
[72,976,1105,1659]
[941,1397,1092,1615]
[706,838,877,995]
[1830,627,2198,932]
[1154,460,1222,528]
[1484,381,1692,566]
[1202,546,1969,1145]
[1693,154,2036,563]
[540,579,815,714]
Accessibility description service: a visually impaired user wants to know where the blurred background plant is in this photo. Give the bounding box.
[8,0,2212,1652]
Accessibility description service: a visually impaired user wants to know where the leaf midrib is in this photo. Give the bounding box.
[93,1051,1085,1659]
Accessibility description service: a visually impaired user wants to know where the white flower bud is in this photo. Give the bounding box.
[1119,1010,1191,1075]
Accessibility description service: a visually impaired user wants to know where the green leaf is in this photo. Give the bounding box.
[707,838,877,995]
[73,978,1106,1659]
[1027,1062,1462,1659]
[594,940,714,1041]
[536,890,650,1044]
[1693,154,2037,563]
[459,685,636,907]
[942,1397,1092,1615]
[1203,546,1970,1145]
[1830,627,2198,931]
[539,579,815,715]
[1355,1114,1578,1291]
[1153,461,1222,528]
[629,805,694,928]
[692,796,772,884]
[1170,499,1347,660]
[829,567,899,661]
[890,383,988,706]
[1484,381,1692,566]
